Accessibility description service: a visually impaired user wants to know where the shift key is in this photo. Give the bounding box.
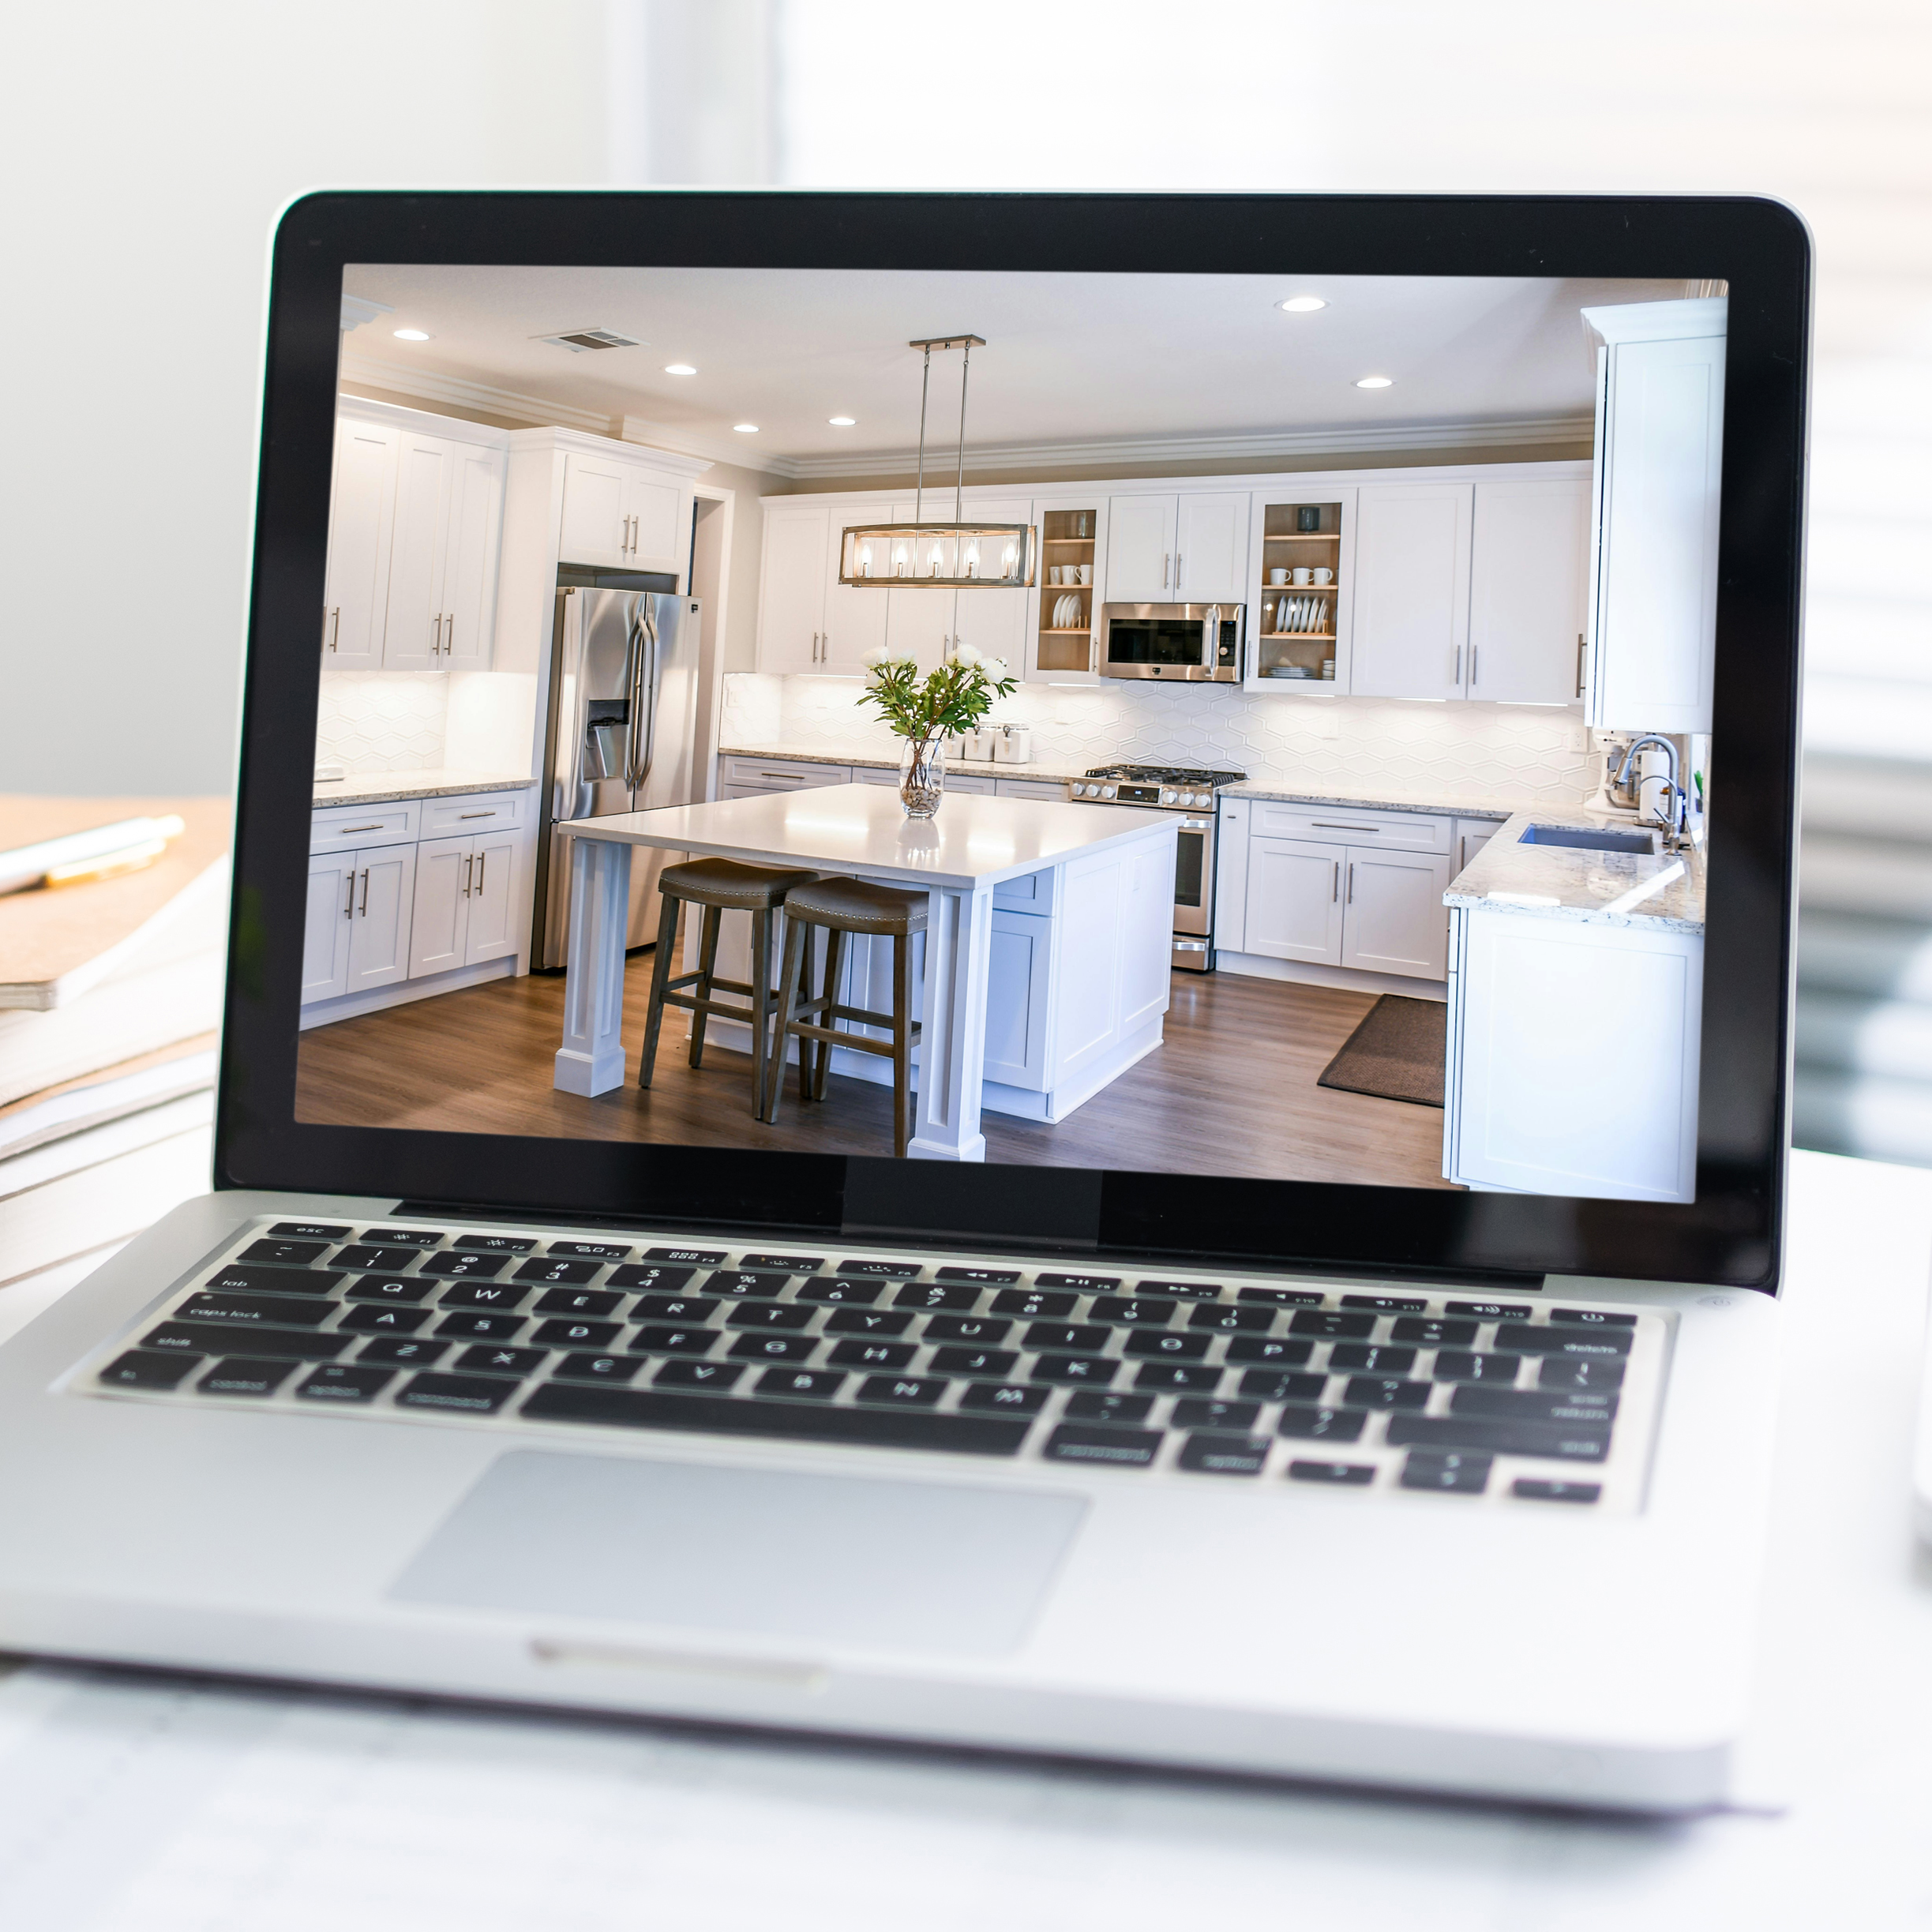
[1386,1414,1612,1461]
[174,1292,334,1328]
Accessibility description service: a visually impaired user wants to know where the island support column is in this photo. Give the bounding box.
[908,883,993,1161]
[553,833,632,1097]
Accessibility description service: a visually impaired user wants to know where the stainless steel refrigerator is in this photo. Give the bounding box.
[532,585,702,970]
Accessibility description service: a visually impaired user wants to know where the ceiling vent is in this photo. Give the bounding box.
[536,328,643,353]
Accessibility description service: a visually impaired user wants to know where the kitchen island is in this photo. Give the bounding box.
[553,784,1178,1161]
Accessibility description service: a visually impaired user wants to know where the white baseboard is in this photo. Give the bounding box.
[1215,951,1446,1003]
[299,957,518,1030]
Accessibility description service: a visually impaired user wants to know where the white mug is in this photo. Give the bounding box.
[1077,564,1092,585]
[1049,565,1063,585]
[1269,567,1288,585]
[1312,567,1334,585]
[1292,567,1312,586]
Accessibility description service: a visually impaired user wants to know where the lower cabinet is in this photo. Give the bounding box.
[408,831,519,979]
[1244,837,1345,964]
[1241,835,1449,979]
[305,844,416,1002]
[1454,818,1499,875]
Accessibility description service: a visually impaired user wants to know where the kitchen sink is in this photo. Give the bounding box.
[1517,823,1657,854]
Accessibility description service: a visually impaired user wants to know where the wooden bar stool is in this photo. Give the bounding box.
[763,876,927,1158]
[637,857,823,1118]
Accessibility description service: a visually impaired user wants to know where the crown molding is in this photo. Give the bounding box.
[336,392,511,448]
[340,294,394,334]
[505,425,712,475]
[337,351,616,435]
[1581,297,1728,346]
[620,415,793,477]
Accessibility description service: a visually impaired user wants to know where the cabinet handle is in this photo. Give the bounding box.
[358,868,370,917]
[1331,860,1340,903]
[1577,632,1587,698]
[459,811,495,820]
[1175,552,1183,591]
[343,873,355,919]
[1453,647,1461,687]
[326,607,340,653]
[463,853,474,898]
[1470,645,1479,687]
[443,612,454,655]
[475,851,486,895]
[1311,822,1379,833]
[342,823,382,834]
[1162,553,1170,590]
[1347,862,1356,904]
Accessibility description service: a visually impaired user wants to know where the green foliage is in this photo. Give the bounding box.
[856,647,1019,741]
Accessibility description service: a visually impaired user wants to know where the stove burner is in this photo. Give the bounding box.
[1083,763,1246,786]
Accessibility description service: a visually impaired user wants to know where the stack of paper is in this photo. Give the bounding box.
[0,797,228,1288]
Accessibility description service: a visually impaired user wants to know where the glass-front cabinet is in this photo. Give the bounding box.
[1024,498,1109,685]
[1245,488,1357,694]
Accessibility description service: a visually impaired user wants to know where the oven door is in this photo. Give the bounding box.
[1101,604,1213,679]
[1172,813,1216,971]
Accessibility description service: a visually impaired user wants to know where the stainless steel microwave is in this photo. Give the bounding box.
[1100,603,1244,681]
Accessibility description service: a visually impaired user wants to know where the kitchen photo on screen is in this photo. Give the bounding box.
[297,267,1720,1202]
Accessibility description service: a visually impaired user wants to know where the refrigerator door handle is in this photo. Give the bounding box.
[632,602,662,793]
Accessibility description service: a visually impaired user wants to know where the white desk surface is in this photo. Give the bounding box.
[560,783,1172,891]
[1,1149,1928,1930]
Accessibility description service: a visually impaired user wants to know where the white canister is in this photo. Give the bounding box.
[994,725,1034,765]
[966,727,998,762]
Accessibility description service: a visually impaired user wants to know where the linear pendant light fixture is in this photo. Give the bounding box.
[838,335,1034,590]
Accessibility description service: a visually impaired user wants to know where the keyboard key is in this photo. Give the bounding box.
[204,1263,342,1297]
[643,1246,726,1265]
[1237,1370,1328,1403]
[1446,1300,1535,1321]
[857,1375,948,1407]
[1551,1308,1638,1328]
[826,1307,915,1337]
[1031,1354,1117,1386]
[521,1382,1027,1456]
[1172,1398,1260,1431]
[796,1277,883,1306]
[551,1352,641,1383]
[1433,1351,1521,1384]
[1235,1287,1326,1309]
[707,1270,789,1300]
[360,1229,442,1247]
[835,1258,922,1277]
[633,1293,718,1324]
[99,1349,197,1390]
[1135,1279,1221,1300]
[756,1367,846,1401]
[1187,1304,1273,1334]
[928,1345,1017,1378]
[434,1312,527,1341]
[655,1360,745,1391]
[437,1282,531,1311]
[726,1334,818,1363]
[741,1252,824,1274]
[357,1337,449,1368]
[1225,1337,1314,1367]
[141,1322,348,1361]
[628,1325,716,1356]
[177,1292,332,1329]
[513,1257,601,1286]
[1036,1273,1122,1292]
[453,1345,547,1378]
[1131,1363,1220,1393]
[1123,1329,1210,1361]
[726,1302,816,1331]
[1390,1318,1477,1348]
[332,1244,422,1273]
[1022,1322,1108,1353]
[609,1265,697,1293]
[531,1319,621,1349]
[396,1372,516,1413]
[298,1365,396,1404]
[1278,1405,1366,1442]
[921,1315,1009,1344]
[238,1237,330,1266]
[934,1266,1019,1285]
[827,1338,918,1370]
[1064,1391,1154,1424]
[547,1241,631,1262]
[338,1305,431,1335]
[895,1282,983,1311]
[1341,1376,1430,1410]
[995,1289,1079,1319]
[1401,1450,1492,1495]
[1287,1460,1375,1485]
[268,1221,351,1241]
[1341,1294,1427,1314]
[535,1288,624,1318]
[452,1234,535,1252]
[1491,1323,1632,1359]
[1513,1478,1603,1505]
[1179,1433,1270,1476]
[1087,1296,1175,1328]
[1384,1415,1611,1461]
[345,1275,434,1304]
[1330,1344,1416,1375]
[1290,1310,1375,1340]
[1448,1386,1619,1423]
[959,1382,1050,1415]
[1536,1356,1626,1391]
[419,1251,509,1278]
[1043,1424,1162,1468]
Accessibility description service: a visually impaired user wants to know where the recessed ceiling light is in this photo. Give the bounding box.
[663,362,697,376]
[828,415,857,427]
[733,423,760,433]
[1355,375,1394,388]
[1278,296,1326,313]
[392,328,431,341]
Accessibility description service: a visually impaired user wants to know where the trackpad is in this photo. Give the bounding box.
[388,1450,1086,1657]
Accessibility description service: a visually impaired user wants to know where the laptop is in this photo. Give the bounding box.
[0,190,1807,1812]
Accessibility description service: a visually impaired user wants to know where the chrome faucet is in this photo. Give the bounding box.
[1615,735,1686,848]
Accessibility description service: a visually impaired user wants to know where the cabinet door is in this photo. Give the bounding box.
[302,854,355,1004]
[1349,483,1473,700]
[820,499,895,673]
[559,452,632,568]
[1468,478,1590,703]
[407,835,471,978]
[346,844,417,992]
[885,585,955,672]
[441,444,505,672]
[1244,836,1345,965]
[1454,821,1498,874]
[983,910,1052,1090]
[322,417,398,671]
[1340,846,1452,979]
[755,503,831,672]
[625,471,683,572]
[1592,335,1724,733]
[381,433,452,672]
[947,495,1034,673]
[1105,494,1177,602]
[463,831,518,964]
[1174,492,1250,603]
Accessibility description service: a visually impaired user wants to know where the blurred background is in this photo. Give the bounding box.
[3,0,1927,1165]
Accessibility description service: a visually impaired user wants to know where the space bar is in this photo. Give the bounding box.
[520,1382,1029,1457]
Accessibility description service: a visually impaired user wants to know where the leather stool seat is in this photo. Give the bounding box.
[658,856,822,909]
[780,876,928,935]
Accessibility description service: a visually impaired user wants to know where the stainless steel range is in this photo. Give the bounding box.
[1064,763,1247,972]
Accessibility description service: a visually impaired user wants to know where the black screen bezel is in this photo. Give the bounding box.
[219,189,1808,1292]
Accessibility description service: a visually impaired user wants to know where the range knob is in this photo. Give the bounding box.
[1159,789,1176,804]
[1185,791,1203,806]
[1101,785,1116,798]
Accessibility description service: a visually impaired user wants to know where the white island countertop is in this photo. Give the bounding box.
[1445,808,1706,932]
[561,782,1169,889]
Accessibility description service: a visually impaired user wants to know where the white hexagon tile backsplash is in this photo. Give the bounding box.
[316,673,450,773]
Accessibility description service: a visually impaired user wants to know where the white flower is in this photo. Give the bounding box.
[953,643,983,668]
[859,646,888,668]
[984,656,1010,677]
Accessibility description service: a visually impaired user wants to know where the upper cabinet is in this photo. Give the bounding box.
[1105,494,1178,601]
[558,451,685,573]
[756,501,831,672]
[1465,477,1591,704]
[1105,491,1249,604]
[944,494,1034,671]
[1581,298,1726,736]
[321,415,399,671]
[1026,499,1108,685]
[1247,493,1354,694]
[1349,482,1473,701]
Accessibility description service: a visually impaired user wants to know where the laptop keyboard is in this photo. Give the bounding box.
[73,1217,1667,1512]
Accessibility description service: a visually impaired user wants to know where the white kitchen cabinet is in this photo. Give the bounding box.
[302,854,356,1004]
[820,499,895,673]
[1338,846,1451,978]
[1467,478,1591,703]
[1350,482,1473,701]
[1105,494,1179,602]
[625,471,682,572]
[982,910,1053,1089]
[557,451,685,573]
[322,417,398,671]
[716,756,851,795]
[409,831,517,979]
[464,828,519,962]
[1174,492,1250,603]
[1581,298,1726,735]
[441,442,505,671]
[1444,905,1702,1201]
[756,502,831,672]
[343,844,416,995]
[381,432,453,673]
[1454,819,1499,875]
[945,496,1034,670]
[1244,836,1346,966]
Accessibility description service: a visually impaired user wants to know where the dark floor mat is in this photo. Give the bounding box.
[1315,995,1446,1108]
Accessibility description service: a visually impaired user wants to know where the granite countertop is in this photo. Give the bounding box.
[1221,782,1517,820]
[719,743,1094,783]
[1444,808,1705,934]
[311,769,537,808]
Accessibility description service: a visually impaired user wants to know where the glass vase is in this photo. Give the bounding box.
[898,736,945,818]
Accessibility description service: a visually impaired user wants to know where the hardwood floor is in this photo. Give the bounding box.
[295,953,1455,1189]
